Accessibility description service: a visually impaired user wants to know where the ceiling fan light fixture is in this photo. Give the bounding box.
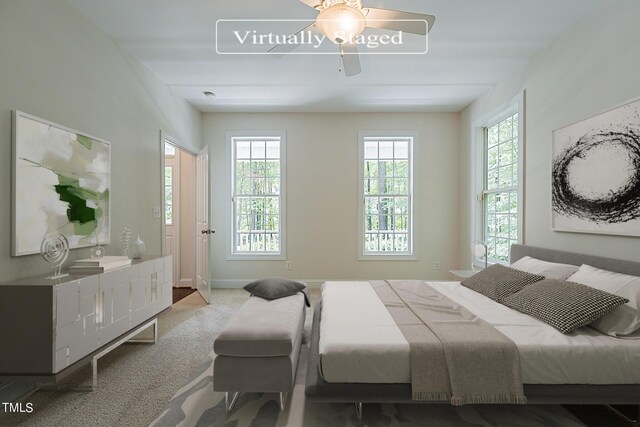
[315,3,366,45]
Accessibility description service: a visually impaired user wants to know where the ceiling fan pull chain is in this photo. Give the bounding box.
[338,46,344,73]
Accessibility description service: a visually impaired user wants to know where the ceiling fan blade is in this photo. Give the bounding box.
[340,43,361,77]
[299,0,321,9]
[267,23,319,57]
[363,8,435,35]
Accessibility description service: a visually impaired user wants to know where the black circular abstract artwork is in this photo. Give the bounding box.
[552,129,640,224]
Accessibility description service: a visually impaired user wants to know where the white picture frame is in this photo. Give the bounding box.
[12,111,111,256]
[551,98,640,236]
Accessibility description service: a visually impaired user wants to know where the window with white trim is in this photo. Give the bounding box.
[164,142,176,225]
[482,112,520,263]
[164,166,173,225]
[360,135,414,257]
[231,135,284,256]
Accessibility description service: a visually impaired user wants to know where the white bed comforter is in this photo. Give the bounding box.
[319,281,640,385]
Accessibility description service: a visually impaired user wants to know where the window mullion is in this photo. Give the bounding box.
[483,186,517,195]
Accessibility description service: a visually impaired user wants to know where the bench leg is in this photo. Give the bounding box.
[225,392,239,414]
[355,402,363,420]
[279,392,288,411]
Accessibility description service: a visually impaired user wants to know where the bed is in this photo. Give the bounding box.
[305,244,640,418]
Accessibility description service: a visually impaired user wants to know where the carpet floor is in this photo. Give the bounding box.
[150,346,586,427]
[0,289,633,427]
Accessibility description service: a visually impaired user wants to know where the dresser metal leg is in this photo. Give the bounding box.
[279,392,288,411]
[127,319,157,343]
[41,318,158,392]
[88,318,157,389]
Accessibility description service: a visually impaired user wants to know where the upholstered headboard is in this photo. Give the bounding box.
[510,244,640,277]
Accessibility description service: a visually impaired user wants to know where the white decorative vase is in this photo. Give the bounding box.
[130,234,146,259]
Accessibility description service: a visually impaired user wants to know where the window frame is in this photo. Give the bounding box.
[164,165,174,225]
[358,131,417,260]
[227,131,287,260]
[474,93,525,266]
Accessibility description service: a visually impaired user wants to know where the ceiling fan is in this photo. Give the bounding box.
[268,0,436,77]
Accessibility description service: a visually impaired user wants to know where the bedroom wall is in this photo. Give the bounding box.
[458,0,640,266]
[203,112,460,287]
[0,0,202,284]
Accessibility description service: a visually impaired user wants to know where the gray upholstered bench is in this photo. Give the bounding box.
[213,292,306,413]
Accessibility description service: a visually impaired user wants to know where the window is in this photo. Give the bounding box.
[164,142,176,225]
[482,112,520,263]
[359,134,414,258]
[164,166,173,225]
[230,134,285,257]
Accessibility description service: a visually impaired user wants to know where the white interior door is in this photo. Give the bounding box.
[195,146,211,303]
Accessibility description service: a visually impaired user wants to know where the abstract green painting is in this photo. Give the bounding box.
[12,111,111,256]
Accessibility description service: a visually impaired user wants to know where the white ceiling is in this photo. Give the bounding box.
[65,0,607,113]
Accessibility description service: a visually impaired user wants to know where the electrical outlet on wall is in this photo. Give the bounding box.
[153,207,161,219]
[434,261,441,270]
[286,261,292,270]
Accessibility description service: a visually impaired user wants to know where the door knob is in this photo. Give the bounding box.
[201,229,216,235]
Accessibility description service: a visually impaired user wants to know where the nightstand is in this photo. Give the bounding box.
[448,270,480,279]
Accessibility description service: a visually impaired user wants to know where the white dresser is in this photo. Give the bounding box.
[0,256,172,376]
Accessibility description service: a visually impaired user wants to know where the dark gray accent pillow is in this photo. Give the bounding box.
[461,264,545,302]
[244,277,310,307]
[502,279,629,334]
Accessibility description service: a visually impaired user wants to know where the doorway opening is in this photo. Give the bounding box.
[163,141,198,304]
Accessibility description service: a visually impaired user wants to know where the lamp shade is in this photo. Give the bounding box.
[316,4,366,44]
[473,243,487,258]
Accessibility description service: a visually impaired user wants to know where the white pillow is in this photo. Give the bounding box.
[510,256,579,280]
[567,264,640,337]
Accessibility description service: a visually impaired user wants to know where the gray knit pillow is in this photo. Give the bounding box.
[502,279,629,334]
[461,264,545,302]
[244,277,310,307]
